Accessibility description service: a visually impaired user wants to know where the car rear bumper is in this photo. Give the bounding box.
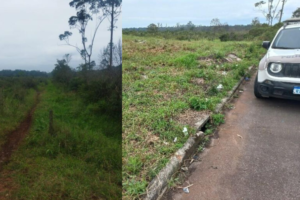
[257,80,300,100]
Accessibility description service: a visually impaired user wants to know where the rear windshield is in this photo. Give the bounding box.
[272,28,300,49]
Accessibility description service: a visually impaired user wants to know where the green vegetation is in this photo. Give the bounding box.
[0,66,121,199]
[4,83,121,199]
[123,22,282,42]
[122,25,269,198]
[211,113,225,126]
[0,77,44,147]
[1,1,122,199]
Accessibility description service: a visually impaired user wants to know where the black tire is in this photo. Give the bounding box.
[254,75,263,99]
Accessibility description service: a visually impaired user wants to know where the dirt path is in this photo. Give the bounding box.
[0,92,40,199]
[0,92,40,169]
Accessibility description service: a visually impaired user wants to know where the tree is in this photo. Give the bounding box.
[222,22,229,31]
[210,18,221,27]
[59,0,107,70]
[147,23,158,33]
[254,0,282,26]
[52,59,73,84]
[292,7,300,18]
[114,39,122,66]
[186,21,195,30]
[98,45,110,69]
[63,54,72,64]
[98,38,121,69]
[251,17,261,26]
[278,0,287,23]
[210,18,226,32]
[101,0,122,69]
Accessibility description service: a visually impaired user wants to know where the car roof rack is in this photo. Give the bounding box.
[283,18,300,27]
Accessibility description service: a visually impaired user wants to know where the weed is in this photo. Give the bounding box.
[213,51,225,59]
[198,145,204,152]
[123,179,147,197]
[212,114,225,125]
[126,156,143,175]
[168,177,180,188]
[189,97,207,110]
[4,82,121,200]
[122,34,265,199]
[207,86,219,96]
[205,128,214,135]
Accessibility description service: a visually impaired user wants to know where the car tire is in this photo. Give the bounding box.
[254,75,263,99]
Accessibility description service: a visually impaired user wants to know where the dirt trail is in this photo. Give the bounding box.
[0,92,40,199]
[0,92,40,169]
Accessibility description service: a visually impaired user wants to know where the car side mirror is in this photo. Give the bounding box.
[262,41,271,49]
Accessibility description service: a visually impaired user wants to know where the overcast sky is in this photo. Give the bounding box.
[123,0,298,28]
[0,0,122,72]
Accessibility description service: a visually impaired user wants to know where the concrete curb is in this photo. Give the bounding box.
[144,66,254,200]
[214,65,253,113]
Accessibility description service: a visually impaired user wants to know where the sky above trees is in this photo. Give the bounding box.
[123,0,298,28]
[0,0,121,72]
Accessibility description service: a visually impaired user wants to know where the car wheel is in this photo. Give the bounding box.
[254,75,263,99]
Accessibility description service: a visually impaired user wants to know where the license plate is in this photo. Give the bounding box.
[293,86,300,94]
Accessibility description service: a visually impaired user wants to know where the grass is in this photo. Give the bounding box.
[1,82,121,200]
[122,34,265,199]
[211,113,225,126]
[0,78,38,147]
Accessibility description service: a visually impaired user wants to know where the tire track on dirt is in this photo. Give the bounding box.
[0,92,40,169]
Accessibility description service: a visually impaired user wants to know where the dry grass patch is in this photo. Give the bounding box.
[175,109,211,129]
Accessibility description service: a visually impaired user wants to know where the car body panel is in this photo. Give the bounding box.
[256,20,300,99]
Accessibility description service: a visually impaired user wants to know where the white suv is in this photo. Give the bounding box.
[255,18,300,99]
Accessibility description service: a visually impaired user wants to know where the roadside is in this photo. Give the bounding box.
[165,75,300,200]
[122,34,266,199]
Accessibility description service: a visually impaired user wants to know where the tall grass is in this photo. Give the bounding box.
[0,78,38,147]
[2,82,121,200]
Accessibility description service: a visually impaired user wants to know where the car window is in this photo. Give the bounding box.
[272,28,300,49]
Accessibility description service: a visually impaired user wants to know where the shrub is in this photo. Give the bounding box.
[212,114,225,125]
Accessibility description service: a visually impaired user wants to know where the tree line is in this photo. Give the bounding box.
[123,5,299,43]
[0,70,48,77]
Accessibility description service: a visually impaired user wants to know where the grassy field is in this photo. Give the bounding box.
[0,78,39,147]
[122,35,265,199]
[0,81,121,199]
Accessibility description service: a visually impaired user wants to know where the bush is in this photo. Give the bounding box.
[211,114,225,125]
[189,97,211,110]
